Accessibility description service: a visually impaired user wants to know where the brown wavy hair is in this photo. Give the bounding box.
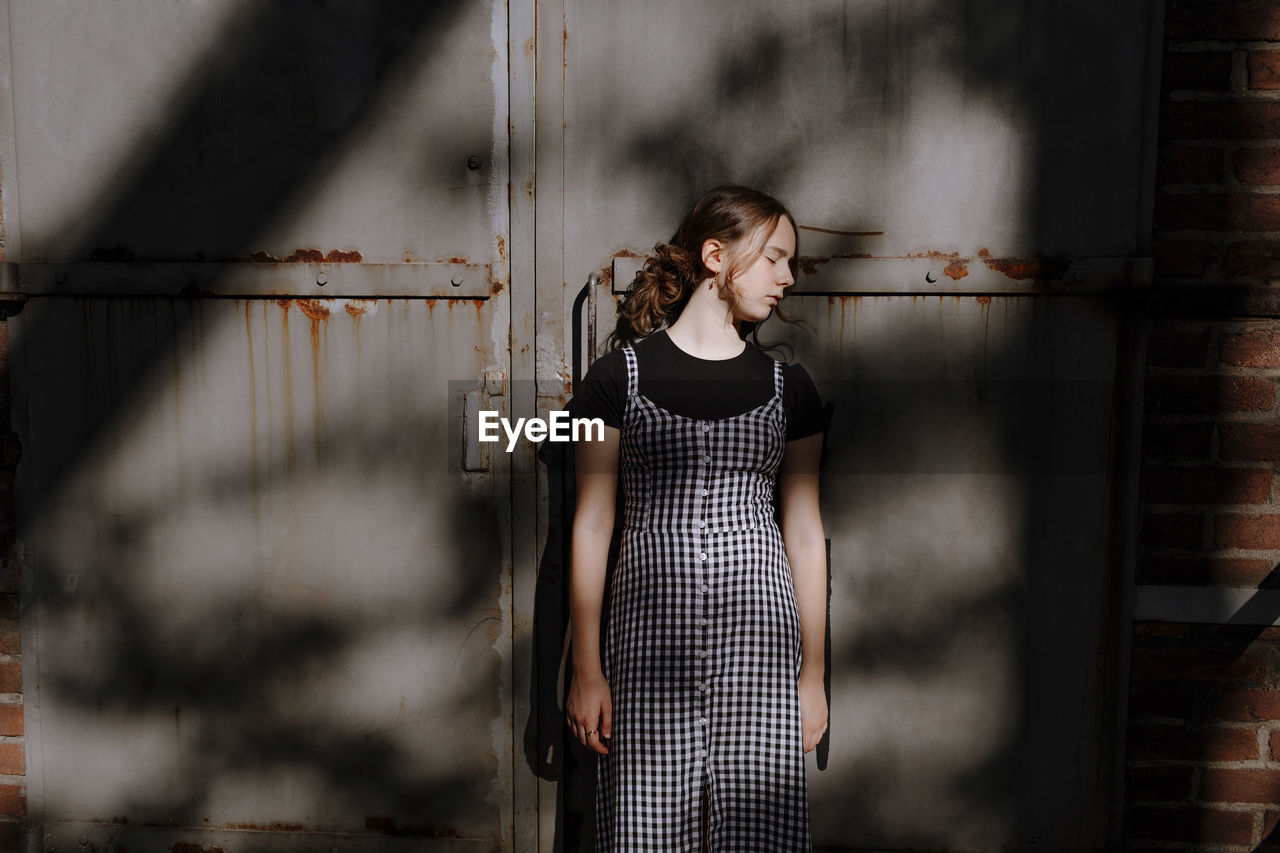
[606,185,804,351]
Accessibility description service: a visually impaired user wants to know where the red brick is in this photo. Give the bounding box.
[1125,804,1254,844]
[1220,327,1280,367]
[1155,237,1215,279]
[1131,646,1270,684]
[0,621,17,657]
[1234,148,1280,186]
[1142,423,1213,461]
[1223,239,1280,277]
[0,661,20,695]
[1127,723,1207,761]
[1127,765,1195,802]
[0,596,16,621]
[1272,730,1280,757]
[1129,682,1201,721]
[1141,465,1271,505]
[0,706,22,738]
[1250,51,1280,90]
[1160,100,1280,143]
[1164,52,1234,93]
[1140,556,1275,586]
[1159,147,1223,187]
[1221,423,1280,460]
[1201,768,1280,803]
[1215,513,1280,549]
[1142,512,1204,550]
[1135,622,1195,639]
[1147,325,1212,368]
[1209,689,1280,721]
[0,785,23,817]
[1157,191,1280,232]
[0,744,23,776]
[1145,375,1275,414]
[1166,1,1280,41]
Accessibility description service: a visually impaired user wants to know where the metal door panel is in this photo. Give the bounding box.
[14,295,510,848]
[546,0,1156,848]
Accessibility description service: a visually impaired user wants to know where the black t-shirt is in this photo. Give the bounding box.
[567,330,827,441]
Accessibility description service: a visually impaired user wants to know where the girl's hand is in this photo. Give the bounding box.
[566,671,613,755]
[798,676,828,753]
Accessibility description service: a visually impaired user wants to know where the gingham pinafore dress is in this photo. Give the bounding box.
[595,344,810,852]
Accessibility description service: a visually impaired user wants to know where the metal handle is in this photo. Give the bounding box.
[571,272,601,389]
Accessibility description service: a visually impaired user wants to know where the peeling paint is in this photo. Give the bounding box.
[249,248,363,263]
[296,299,331,321]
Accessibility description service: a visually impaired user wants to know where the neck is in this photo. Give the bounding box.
[666,278,745,359]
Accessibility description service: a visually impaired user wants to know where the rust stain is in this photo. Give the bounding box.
[296,298,331,321]
[366,817,463,838]
[797,224,884,237]
[248,249,362,263]
[404,250,417,262]
[490,278,505,295]
[497,235,507,265]
[171,845,225,853]
[797,257,828,276]
[344,299,373,316]
[524,35,536,57]
[613,248,642,258]
[943,258,969,280]
[524,173,535,199]
[279,300,295,473]
[225,822,307,832]
[980,255,1068,284]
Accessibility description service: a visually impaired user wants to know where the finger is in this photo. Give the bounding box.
[601,695,613,741]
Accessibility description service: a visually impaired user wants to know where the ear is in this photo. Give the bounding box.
[701,238,725,275]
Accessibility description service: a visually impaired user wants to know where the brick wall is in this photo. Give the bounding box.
[1126,1,1280,848]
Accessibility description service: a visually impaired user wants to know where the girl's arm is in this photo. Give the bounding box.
[566,425,621,755]
[779,431,828,753]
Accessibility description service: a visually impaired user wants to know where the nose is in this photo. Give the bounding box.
[779,265,795,288]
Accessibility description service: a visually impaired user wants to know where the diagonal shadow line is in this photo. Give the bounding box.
[11,0,471,529]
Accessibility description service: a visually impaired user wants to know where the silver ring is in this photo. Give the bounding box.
[586,730,596,737]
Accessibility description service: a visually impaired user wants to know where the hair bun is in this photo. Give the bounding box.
[648,241,698,279]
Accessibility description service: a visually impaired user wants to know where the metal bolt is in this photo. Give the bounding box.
[467,156,482,171]
[925,270,938,284]
[451,273,463,287]
[316,273,328,286]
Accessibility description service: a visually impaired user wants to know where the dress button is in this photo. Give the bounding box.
[699,584,709,594]
[701,423,711,432]
[698,520,706,529]
[703,455,712,463]
[696,649,709,658]
[699,489,708,497]
[698,717,708,726]
[698,552,707,561]
[696,682,707,692]
[699,749,709,757]
[696,618,707,627]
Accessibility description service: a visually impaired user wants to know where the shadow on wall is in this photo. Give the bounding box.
[7,0,1147,850]
[529,1,1149,851]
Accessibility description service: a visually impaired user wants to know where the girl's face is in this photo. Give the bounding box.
[726,218,796,323]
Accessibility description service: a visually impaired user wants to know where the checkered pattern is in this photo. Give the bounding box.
[595,345,810,852]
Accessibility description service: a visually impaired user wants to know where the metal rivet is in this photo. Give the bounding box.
[316,273,328,286]
[451,274,463,287]
[467,156,482,171]
[925,271,938,284]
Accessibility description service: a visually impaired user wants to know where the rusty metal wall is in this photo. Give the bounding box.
[540,0,1159,849]
[4,0,526,851]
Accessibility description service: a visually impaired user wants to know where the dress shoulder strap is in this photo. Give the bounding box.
[772,359,784,400]
[622,345,639,398]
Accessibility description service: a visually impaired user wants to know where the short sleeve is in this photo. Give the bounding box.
[782,362,826,441]
[566,348,627,430]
